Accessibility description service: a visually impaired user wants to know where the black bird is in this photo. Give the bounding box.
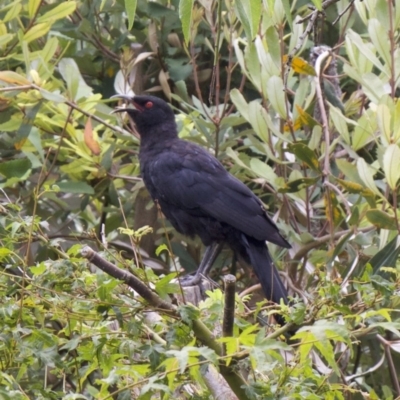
[115,95,291,314]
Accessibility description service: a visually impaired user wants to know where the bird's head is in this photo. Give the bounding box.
[113,95,176,136]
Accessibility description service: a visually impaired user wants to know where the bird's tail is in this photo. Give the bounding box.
[241,234,288,306]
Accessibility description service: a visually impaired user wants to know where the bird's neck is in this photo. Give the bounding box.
[138,121,178,150]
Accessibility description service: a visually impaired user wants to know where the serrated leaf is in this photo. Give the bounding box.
[179,0,194,44]
[366,209,398,230]
[124,0,137,30]
[383,144,400,190]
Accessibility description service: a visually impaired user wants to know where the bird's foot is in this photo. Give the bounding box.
[179,273,202,287]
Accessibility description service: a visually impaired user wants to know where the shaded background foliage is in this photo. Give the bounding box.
[1,0,400,399]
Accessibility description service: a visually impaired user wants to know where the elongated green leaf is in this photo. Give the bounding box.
[370,236,400,274]
[0,33,13,47]
[0,159,32,179]
[279,177,319,193]
[124,0,137,30]
[377,104,392,145]
[234,0,261,39]
[383,144,400,190]
[37,2,76,23]
[249,158,278,187]
[266,76,287,119]
[57,181,95,195]
[357,158,381,197]
[368,19,390,66]
[179,0,194,44]
[329,106,351,144]
[23,23,51,43]
[366,209,398,230]
[230,89,249,120]
[310,0,322,10]
[4,3,21,22]
[28,0,41,18]
[0,71,30,85]
[287,143,320,171]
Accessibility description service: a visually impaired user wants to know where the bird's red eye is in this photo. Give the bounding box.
[145,101,153,109]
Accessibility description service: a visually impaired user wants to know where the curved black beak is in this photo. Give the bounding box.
[111,94,135,114]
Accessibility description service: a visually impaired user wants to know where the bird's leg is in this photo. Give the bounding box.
[181,242,223,286]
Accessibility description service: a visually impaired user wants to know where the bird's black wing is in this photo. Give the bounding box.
[146,141,289,247]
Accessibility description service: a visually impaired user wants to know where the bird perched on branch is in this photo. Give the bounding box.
[114,95,290,321]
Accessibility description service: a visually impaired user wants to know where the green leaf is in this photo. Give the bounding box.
[57,181,95,195]
[278,177,319,193]
[0,248,12,260]
[0,158,32,179]
[0,33,13,47]
[28,0,41,18]
[370,236,400,274]
[179,0,194,44]
[357,158,381,197]
[281,0,292,28]
[23,23,51,43]
[0,70,30,85]
[310,0,322,11]
[36,2,77,23]
[286,143,320,171]
[377,104,391,144]
[383,144,400,190]
[234,0,261,39]
[368,19,390,66]
[249,158,278,187]
[124,0,137,30]
[266,76,287,119]
[58,58,93,101]
[155,243,169,257]
[366,209,398,230]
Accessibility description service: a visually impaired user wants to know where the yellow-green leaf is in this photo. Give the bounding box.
[36,1,77,23]
[179,0,194,44]
[0,71,30,85]
[383,144,400,190]
[28,0,41,18]
[283,55,316,76]
[23,23,51,43]
[123,0,137,30]
[366,209,398,230]
[357,158,381,197]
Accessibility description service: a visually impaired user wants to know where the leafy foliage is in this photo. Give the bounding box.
[1,0,400,398]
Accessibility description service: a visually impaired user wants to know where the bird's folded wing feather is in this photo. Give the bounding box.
[147,146,288,246]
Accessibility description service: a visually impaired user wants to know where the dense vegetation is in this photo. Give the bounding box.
[1,0,400,398]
